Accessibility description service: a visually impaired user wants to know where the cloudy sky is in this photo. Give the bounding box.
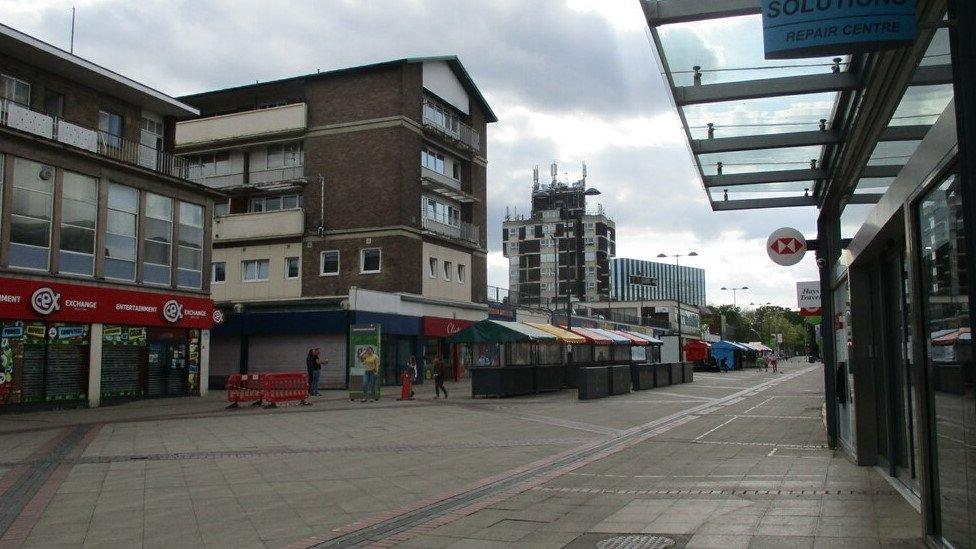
[3,0,841,308]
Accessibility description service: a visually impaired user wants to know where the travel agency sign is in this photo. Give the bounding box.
[762,0,917,59]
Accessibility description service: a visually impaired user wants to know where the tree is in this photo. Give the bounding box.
[707,304,811,353]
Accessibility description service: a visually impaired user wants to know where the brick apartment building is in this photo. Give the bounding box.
[0,23,220,409]
[173,57,496,388]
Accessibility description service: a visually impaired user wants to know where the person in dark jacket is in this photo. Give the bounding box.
[433,355,448,399]
[307,348,323,396]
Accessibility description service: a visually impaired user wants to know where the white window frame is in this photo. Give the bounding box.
[242,259,270,282]
[443,260,453,281]
[1,73,30,105]
[285,257,300,279]
[320,250,340,276]
[428,257,438,278]
[211,262,226,284]
[457,264,465,284]
[360,247,381,274]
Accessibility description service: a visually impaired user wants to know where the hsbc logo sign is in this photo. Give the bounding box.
[767,227,807,266]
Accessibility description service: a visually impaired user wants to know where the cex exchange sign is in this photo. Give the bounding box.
[767,227,807,266]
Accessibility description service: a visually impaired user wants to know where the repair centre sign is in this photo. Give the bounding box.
[762,0,917,59]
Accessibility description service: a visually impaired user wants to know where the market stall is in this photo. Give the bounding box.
[447,320,556,397]
[684,339,712,370]
[523,323,585,390]
[589,328,633,363]
[567,327,614,365]
[626,331,664,364]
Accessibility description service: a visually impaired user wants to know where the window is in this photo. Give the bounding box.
[421,147,446,174]
[9,158,53,271]
[267,142,302,168]
[242,259,269,281]
[59,171,98,276]
[140,117,163,137]
[98,110,124,151]
[423,197,460,227]
[443,260,453,281]
[320,250,339,276]
[187,152,232,179]
[177,202,204,289]
[1,74,30,105]
[457,264,465,284]
[248,194,301,213]
[212,262,226,283]
[143,193,173,286]
[285,257,300,279]
[105,183,138,281]
[361,248,381,274]
[214,201,229,217]
[428,257,438,278]
[43,91,64,117]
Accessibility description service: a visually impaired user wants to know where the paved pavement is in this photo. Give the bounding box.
[0,358,921,548]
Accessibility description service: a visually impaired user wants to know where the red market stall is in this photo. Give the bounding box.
[683,340,712,363]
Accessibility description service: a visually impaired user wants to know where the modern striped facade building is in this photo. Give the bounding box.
[610,258,706,307]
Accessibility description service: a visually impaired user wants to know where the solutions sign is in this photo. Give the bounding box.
[762,0,917,59]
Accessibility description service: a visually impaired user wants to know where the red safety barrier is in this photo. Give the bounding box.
[226,374,264,408]
[260,372,310,406]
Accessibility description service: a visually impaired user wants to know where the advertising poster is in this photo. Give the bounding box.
[348,323,381,400]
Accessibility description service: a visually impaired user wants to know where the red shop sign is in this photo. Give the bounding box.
[422,317,473,338]
[0,276,214,329]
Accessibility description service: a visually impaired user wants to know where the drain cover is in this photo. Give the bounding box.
[596,535,675,549]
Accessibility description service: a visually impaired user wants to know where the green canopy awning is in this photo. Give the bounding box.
[446,320,556,344]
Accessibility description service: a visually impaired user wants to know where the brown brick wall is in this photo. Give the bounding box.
[1,54,146,144]
[302,234,422,296]
[470,253,487,303]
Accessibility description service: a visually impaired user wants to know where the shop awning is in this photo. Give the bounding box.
[589,328,632,345]
[626,331,664,345]
[523,323,587,344]
[565,327,613,345]
[932,328,971,346]
[446,319,556,344]
[685,340,711,349]
[746,342,773,352]
[613,330,650,345]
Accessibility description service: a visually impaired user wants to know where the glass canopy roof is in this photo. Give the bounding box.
[642,2,954,212]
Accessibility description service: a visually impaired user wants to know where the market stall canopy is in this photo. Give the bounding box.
[523,323,587,344]
[684,340,712,349]
[589,328,632,345]
[446,320,556,344]
[613,330,650,345]
[565,327,614,345]
[747,342,774,352]
[932,328,971,346]
[627,331,664,345]
[731,342,755,352]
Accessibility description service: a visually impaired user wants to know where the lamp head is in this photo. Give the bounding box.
[656,253,667,258]
[688,252,698,257]
[584,188,602,196]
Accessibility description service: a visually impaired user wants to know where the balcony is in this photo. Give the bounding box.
[421,215,480,246]
[0,98,190,179]
[422,101,480,152]
[213,208,305,243]
[188,165,305,190]
[421,166,477,203]
[175,103,307,148]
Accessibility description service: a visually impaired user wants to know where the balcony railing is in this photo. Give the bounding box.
[421,215,480,246]
[175,103,307,148]
[187,165,305,190]
[421,165,461,191]
[422,101,480,152]
[0,98,191,179]
[213,208,305,242]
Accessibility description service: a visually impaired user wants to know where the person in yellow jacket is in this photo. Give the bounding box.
[361,347,380,402]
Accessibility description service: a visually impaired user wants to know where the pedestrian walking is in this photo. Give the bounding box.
[433,355,448,399]
[407,355,418,383]
[307,348,323,396]
[720,357,728,373]
[771,354,779,373]
[361,346,380,402]
[757,354,767,372]
[398,364,414,401]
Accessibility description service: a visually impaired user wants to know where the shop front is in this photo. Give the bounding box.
[0,276,213,408]
[422,316,474,382]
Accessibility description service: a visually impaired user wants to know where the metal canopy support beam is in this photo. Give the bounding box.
[704,169,825,188]
[692,131,840,154]
[674,72,860,107]
[862,165,904,178]
[846,193,884,205]
[911,64,954,86]
[881,124,932,141]
[712,196,816,211]
[640,0,759,26]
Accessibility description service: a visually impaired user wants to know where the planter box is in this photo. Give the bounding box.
[633,363,655,390]
[535,365,564,393]
[609,364,631,396]
[564,363,582,388]
[653,363,671,387]
[669,363,683,385]
[578,366,609,400]
[682,362,694,383]
[471,367,535,398]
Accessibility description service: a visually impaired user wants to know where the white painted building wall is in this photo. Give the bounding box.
[422,61,469,114]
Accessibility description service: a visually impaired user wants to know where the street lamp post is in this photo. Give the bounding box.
[657,251,698,362]
[721,286,749,308]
